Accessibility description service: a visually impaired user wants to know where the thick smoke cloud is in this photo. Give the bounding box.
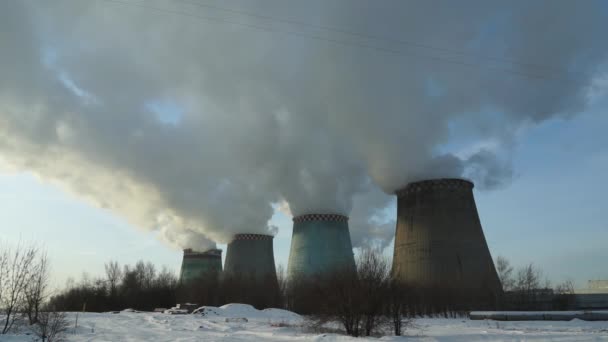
[0,0,606,249]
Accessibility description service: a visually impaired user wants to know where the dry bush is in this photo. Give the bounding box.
[30,307,70,342]
[302,248,394,337]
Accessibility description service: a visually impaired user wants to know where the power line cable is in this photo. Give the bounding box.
[98,0,573,82]
[175,0,567,76]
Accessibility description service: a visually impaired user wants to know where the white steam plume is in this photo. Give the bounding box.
[0,0,606,249]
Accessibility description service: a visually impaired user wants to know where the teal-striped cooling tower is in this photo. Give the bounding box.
[179,248,222,284]
[392,178,502,305]
[287,214,356,280]
[223,234,278,281]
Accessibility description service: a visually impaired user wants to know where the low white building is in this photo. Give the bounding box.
[575,280,608,309]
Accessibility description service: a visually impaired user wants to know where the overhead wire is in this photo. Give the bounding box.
[174,0,566,76]
[98,0,574,83]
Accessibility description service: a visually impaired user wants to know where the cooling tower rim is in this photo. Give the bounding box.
[292,213,349,222]
[395,178,474,197]
[183,248,222,259]
[231,233,274,241]
[183,253,222,260]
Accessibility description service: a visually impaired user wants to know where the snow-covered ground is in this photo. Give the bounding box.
[2,305,608,341]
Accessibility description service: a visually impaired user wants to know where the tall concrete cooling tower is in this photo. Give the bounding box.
[392,178,502,302]
[179,248,222,284]
[224,234,278,281]
[288,214,356,280]
[223,234,280,308]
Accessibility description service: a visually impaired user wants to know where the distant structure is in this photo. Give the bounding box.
[575,280,608,309]
[392,178,502,305]
[179,248,222,284]
[588,280,608,290]
[224,234,278,282]
[287,213,356,280]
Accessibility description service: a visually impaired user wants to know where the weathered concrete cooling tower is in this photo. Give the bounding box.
[179,248,222,284]
[224,234,278,281]
[392,179,502,301]
[288,214,356,280]
[223,234,280,308]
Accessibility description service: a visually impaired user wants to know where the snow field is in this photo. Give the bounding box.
[2,306,607,341]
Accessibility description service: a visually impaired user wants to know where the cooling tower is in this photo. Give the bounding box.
[179,248,222,284]
[392,178,502,302]
[222,234,280,308]
[223,234,278,281]
[287,214,356,280]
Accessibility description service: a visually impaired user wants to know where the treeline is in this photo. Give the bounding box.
[50,261,178,312]
[496,256,576,310]
[2,241,581,338]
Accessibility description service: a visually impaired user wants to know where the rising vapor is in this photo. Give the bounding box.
[0,0,606,249]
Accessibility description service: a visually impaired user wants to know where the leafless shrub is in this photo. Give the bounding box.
[357,247,390,336]
[304,248,393,337]
[386,279,412,336]
[30,307,70,342]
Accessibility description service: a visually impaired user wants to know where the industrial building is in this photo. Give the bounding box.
[287,213,356,281]
[392,178,502,304]
[575,280,608,309]
[179,248,222,284]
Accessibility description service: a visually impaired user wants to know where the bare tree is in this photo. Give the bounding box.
[104,261,122,297]
[515,263,541,293]
[156,266,177,288]
[495,256,514,292]
[554,280,575,294]
[0,243,39,334]
[514,263,542,309]
[142,262,156,289]
[553,279,576,310]
[25,252,50,324]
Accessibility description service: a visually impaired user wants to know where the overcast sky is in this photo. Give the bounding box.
[1,0,607,289]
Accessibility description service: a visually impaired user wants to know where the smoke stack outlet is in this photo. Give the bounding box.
[392,178,502,304]
[287,213,356,281]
